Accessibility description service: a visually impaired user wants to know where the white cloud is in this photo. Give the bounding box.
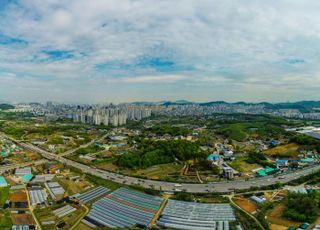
[1,0,320,102]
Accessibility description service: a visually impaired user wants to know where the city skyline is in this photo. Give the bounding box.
[1,0,320,102]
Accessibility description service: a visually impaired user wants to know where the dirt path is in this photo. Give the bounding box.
[70,204,89,230]
[149,194,172,227]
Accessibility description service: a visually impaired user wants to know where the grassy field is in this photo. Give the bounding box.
[270,224,288,230]
[132,163,183,180]
[0,210,12,230]
[34,207,56,230]
[34,205,86,230]
[60,206,86,230]
[57,177,92,196]
[0,187,9,207]
[264,143,300,158]
[219,124,248,142]
[77,222,93,230]
[85,174,121,191]
[228,157,261,173]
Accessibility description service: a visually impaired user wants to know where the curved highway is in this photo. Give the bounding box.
[2,133,320,193]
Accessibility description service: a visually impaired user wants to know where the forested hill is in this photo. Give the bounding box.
[0,103,14,110]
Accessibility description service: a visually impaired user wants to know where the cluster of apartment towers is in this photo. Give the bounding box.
[72,106,152,126]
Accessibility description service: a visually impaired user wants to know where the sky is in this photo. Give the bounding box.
[1,0,320,103]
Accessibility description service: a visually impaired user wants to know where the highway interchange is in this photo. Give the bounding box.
[1,132,320,193]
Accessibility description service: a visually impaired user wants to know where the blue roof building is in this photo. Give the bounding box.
[270,140,278,145]
[276,159,288,167]
[0,176,8,187]
[207,154,220,161]
[21,173,33,183]
[301,158,314,164]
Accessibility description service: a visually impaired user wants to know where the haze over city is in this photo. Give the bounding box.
[1,0,320,103]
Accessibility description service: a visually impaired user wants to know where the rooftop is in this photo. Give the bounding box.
[0,176,8,187]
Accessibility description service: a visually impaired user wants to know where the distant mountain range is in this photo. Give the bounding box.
[132,100,320,112]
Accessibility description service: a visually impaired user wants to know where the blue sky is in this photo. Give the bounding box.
[1,0,320,103]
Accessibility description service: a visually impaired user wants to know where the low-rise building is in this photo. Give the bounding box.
[0,175,8,187]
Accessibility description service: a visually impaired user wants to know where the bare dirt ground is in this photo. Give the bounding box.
[233,197,258,213]
[266,203,300,228]
[11,213,34,225]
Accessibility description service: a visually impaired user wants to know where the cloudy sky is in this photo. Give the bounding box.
[1,0,320,103]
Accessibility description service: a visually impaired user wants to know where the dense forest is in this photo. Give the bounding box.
[116,140,207,169]
[283,191,320,222]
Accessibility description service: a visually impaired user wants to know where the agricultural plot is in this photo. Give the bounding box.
[34,205,86,230]
[264,143,300,158]
[11,213,34,226]
[228,157,261,173]
[233,197,258,213]
[0,210,12,229]
[266,203,301,228]
[75,186,110,203]
[57,177,92,195]
[84,187,163,228]
[157,199,235,230]
[132,163,183,180]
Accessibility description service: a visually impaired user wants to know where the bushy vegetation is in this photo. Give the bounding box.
[196,159,220,174]
[212,114,290,142]
[173,192,195,201]
[256,202,276,230]
[283,191,320,222]
[75,144,104,155]
[117,140,207,169]
[216,124,248,141]
[3,127,25,139]
[246,152,275,168]
[290,134,320,152]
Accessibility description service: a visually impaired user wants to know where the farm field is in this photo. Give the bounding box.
[233,197,258,213]
[264,143,300,158]
[270,224,287,230]
[59,206,86,230]
[0,187,12,229]
[34,207,56,229]
[0,210,12,230]
[57,177,92,195]
[77,222,94,230]
[34,205,86,230]
[11,213,34,225]
[132,163,183,180]
[228,157,261,173]
[0,187,9,207]
[266,203,301,228]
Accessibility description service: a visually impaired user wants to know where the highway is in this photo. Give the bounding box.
[2,132,320,193]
